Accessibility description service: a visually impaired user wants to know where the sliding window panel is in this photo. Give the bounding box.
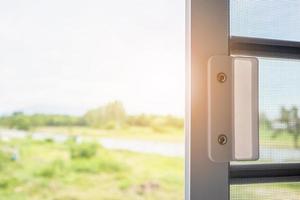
[259,59,300,163]
[232,58,300,165]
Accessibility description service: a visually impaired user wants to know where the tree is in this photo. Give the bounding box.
[272,106,300,148]
[83,101,126,128]
[290,106,300,148]
[0,113,85,130]
[259,112,271,129]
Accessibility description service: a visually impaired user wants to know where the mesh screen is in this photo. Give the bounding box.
[230,0,300,41]
[231,183,300,200]
[230,2,300,199]
[231,58,300,197]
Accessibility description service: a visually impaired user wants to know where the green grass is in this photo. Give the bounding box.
[1,125,300,199]
[0,139,184,200]
[1,138,299,200]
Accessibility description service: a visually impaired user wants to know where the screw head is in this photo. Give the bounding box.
[218,134,227,145]
[217,72,227,83]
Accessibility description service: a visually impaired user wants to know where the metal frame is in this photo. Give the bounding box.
[186,1,300,199]
[230,163,300,184]
[230,36,300,59]
[186,0,230,199]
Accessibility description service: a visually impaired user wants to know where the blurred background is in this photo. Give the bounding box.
[0,0,185,199]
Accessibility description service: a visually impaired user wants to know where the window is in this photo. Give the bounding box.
[187,0,300,199]
[230,1,300,200]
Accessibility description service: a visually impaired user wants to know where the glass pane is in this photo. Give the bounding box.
[231,183,300,200]
[230,0,300,41]
[0,1,184,199]
[232,58,300,164]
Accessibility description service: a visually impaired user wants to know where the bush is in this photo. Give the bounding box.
[104,121,116,130]
[0,176,19,189]
[35,159,65,178]
[0,151,13,170]
[126,114,184,130]
[0,112,86,131]
[83,101,126,128]
[151,125,166,133]
[70,143,98,159]
[126,114,152,127]
[71,157,125,174]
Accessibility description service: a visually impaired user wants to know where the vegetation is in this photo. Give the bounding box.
[270,106,300,148]
[127,114,183,133]
[0,139,184,200]
[0,112,84,131]
[0,101,185,199]
[0,139,299,200]
[0,102,300,199]
[84,101,126,128]
[69,142,98,159]
[0,101,184,133]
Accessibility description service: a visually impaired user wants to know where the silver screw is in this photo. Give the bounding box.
[218,134,227,145]
[217,72,227,83]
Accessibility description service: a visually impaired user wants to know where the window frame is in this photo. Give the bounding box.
[230,163,300,184]
[186,0,300,200]
[186,0,230,199]
[230,36,300,59]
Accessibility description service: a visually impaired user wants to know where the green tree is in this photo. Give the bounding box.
[259,112,271,129]
[0,112,85,130]
[273,106,300,148]
[83,101,126,128]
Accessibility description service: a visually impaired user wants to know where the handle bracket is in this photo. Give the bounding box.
[208,55,259,162]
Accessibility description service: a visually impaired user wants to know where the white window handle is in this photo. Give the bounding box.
[208,55,259,162]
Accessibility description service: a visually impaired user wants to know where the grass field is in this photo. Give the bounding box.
[0,126,300,199]
[0,139,184,200]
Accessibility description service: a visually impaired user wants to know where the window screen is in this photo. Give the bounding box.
[231,182,300,200]
[230,0,300,41]
[230,44,300,199]
[230,1,300,199]
[230,58,300,164]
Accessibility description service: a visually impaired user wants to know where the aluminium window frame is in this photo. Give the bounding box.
[230,36,300,59]
[186,0,300,200]
[230,163,300,184]
[186,0,230,200]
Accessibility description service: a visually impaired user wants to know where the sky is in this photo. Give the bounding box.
[231,0,300,41]
[0,0,300,118]
[0,0,185,116]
